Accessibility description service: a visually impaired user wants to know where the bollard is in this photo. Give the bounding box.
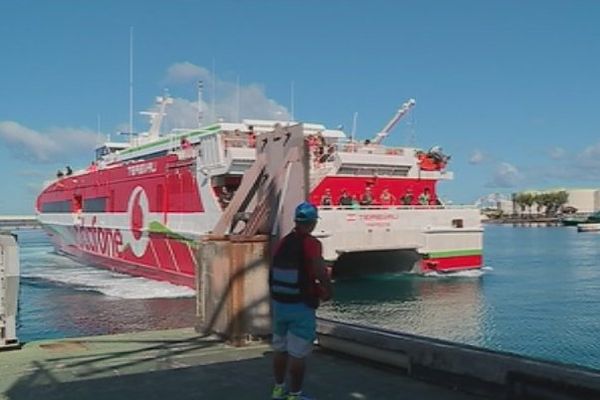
[0,234,19,350]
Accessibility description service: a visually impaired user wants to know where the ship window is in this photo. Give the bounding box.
[84,197,107,212]
[452,219,464,228]
[41,200,72,213]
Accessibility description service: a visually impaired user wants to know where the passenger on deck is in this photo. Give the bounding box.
[360,187,374,206]
[56,170,64,179]
[180,136,192,150]
[401,189,414,205]
[65,166,73,176]
[88,161,98,172]
[318,145,335,164]
[320,189,333,207]
[379,188,396,206]
[248,125,256,148]
[338,189,353,207]
[418,188,431,205]
[219,186,234,208]
[351,195,361,209]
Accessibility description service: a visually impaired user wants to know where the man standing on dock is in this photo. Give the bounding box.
[269,202,333,400]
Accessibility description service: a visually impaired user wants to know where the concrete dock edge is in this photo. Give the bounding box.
[317,318,600,400]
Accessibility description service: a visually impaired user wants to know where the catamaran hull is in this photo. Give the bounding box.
[43,222,198,288]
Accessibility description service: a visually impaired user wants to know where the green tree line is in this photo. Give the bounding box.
[513,191,569,216]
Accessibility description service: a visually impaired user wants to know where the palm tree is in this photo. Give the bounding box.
[533,193,545,216]
[554,191,569,215]
[522,193,535,217]
[514,193,527,217]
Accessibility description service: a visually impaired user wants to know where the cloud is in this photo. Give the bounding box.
[468,149,485,165]
[2,63,289,164]
[0,121,98,163]
[547,146,566,160]
[577,142,600,169]
[539,141,600,182]
[486,162,524,188]
[156,62,290,130]
[163,62,211,85]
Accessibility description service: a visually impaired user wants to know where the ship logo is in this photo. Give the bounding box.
[121,186,150,258]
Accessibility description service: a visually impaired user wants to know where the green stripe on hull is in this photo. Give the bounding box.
[120,125,222,155]
[426,249,482,258]
[149,221,198,247]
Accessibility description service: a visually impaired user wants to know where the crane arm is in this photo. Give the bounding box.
[372,98,416,145]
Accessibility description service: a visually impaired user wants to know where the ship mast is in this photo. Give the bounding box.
[129,27,134,137]
[197,80,204,128]
[140,92,173,140]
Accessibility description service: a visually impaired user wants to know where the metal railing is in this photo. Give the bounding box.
[317,204,476,211]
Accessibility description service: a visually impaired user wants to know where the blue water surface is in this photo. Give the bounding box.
[320,224,600,370]
[16,230,196,343]
[15,225,600,371]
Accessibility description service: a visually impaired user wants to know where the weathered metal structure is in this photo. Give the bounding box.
[0,234,19,350]
[196,123,308,343]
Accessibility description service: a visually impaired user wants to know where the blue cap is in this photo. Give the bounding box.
[294,201,319,222]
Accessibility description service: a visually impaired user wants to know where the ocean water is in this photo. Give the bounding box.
[320,224,600,370]
[15,225,600,371]
[16,230,196,342]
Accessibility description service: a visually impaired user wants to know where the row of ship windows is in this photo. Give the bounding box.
[41,197,107,213]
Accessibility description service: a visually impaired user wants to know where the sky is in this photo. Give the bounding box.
[1,0,600,214]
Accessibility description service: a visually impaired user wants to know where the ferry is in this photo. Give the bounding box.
[36,95,483,287]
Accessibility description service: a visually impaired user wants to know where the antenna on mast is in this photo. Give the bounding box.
[197,80,204,128]
[211,58,216,123]
[290,80,295,122]
[351,112,358,144]
[236,75,240,122]
[97,114,101,144]
[129,26,134,137]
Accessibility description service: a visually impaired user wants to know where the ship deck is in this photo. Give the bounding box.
[0,328,486,400]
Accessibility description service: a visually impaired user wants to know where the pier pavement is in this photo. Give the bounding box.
[0,328,485,400]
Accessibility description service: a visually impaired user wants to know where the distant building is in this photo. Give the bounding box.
[563,189,600,213]
[476,193,514,215]
[478,188,600,215]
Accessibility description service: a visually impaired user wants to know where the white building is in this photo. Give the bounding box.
[564,189,600,213]
[478,189,600,215]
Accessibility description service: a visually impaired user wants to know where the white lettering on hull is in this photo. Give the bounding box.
[74,216,123,258]
[127,162,157,176]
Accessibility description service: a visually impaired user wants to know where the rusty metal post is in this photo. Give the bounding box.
[195,123,309,345]
[195,235,270,344]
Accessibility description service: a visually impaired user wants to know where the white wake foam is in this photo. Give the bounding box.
[21,248,195,299]
[423,267,489,278]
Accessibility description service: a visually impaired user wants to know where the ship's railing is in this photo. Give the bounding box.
[332,142,409,156]
[223,136,254,148]
[170,147,199,160]
[317,204,477,211]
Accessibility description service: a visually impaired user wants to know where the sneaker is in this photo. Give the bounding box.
[286,392,314,400]
[271,384,286,400]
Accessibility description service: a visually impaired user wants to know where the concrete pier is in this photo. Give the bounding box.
[0,328,484,400]
[317,319,600,400]
[0,216,39,231]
